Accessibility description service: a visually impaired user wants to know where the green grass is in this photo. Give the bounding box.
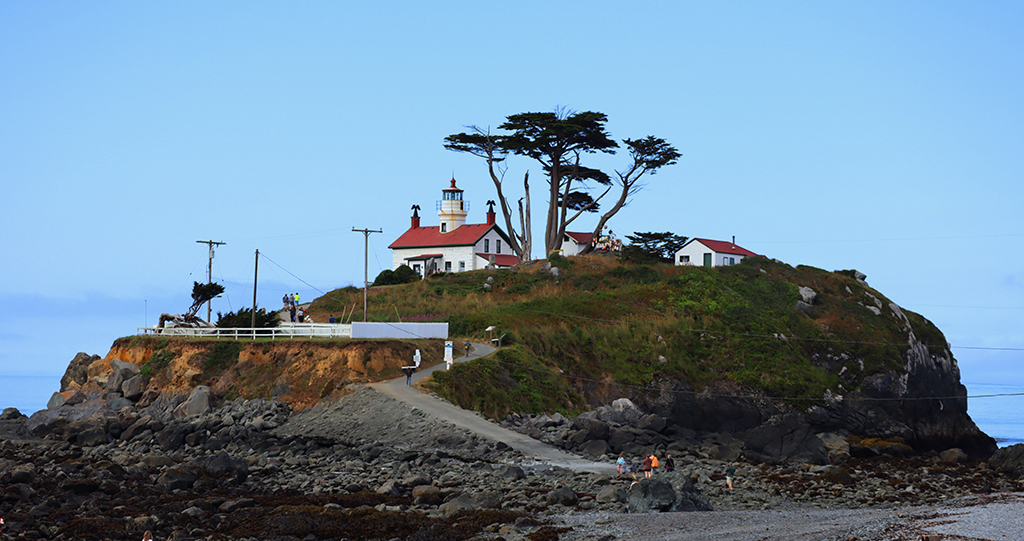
[307,254,942,416]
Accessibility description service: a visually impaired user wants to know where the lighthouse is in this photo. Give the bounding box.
[438,178,468,233]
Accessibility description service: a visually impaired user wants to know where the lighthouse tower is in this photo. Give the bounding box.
[438,178,468,233]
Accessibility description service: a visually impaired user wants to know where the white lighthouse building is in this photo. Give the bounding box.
[389,178,518,277]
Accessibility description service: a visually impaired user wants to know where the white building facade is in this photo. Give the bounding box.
[389,179,518,277]
[675,237,758,267]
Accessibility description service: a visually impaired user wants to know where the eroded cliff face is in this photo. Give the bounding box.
[63,337,445,411]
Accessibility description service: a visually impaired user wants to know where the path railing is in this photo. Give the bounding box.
[137,323,352,340]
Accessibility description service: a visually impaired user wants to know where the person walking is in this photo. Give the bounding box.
[616,454,627,475]
[664,454,675,472]
[464,340,471,357]
[282,294,289,310]
[642,455,653,478]
[650,454,659,474]
[294,292,300,306]
[726,463,736,490]
[403,366,414,386]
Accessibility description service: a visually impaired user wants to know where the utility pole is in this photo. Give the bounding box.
[196,240,226,323]
[251,249,259,334]
[352,228,382,322]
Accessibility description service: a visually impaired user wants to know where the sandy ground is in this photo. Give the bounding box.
[554,493,1024,541]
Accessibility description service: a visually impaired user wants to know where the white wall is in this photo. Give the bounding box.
[351,322,449,339]
[674,241,747,268]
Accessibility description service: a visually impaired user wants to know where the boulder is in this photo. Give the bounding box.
[412,484,442,505]
[626,473,713,513]
[60,352,98,391]
[596,485,627,503]
[109,359,140,375]
[157,466,197,491]
[106,367,136,394]
[988,444,1024,478]
[580,439,609,457]
[189,452,249,485]
[816,432,851,464]
[1,407,26,420]
[439,493,476,515]
[638,414,667,434]
[121,374,148,401]
[940,448,968,464]
[744,414,828,465]
[545,486,578,506]
[798,286,817,304]
[173,386,214,419]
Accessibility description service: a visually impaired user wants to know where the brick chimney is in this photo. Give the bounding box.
[411,205,421,228]
[486,200,496,225]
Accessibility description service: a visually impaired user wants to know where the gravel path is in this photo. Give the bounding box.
[370,342,617,474]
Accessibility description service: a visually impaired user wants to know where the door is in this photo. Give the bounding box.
[703,253,712,267]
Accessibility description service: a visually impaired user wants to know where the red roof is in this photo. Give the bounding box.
[475,253,520,267]
[564,231,594,245]
[389,223,509,249]
[402,253,443,260]
[690,238,759,257]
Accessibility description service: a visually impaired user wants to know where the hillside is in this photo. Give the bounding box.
[310,254,992,455]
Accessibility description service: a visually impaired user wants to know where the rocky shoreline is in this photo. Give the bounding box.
[3,380,1024,541]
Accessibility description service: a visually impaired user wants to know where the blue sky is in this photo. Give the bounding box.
[2,2,1022,394]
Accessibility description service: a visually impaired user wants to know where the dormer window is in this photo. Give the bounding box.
[441,223,447,233]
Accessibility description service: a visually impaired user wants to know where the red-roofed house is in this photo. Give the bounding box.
[674,237,759,267]
[389,179,517,277]
[560,231,594,256]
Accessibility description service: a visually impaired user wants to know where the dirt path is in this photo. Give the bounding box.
[370,342,617,475]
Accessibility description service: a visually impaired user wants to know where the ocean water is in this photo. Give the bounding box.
[1,375,1021,448]
[1,375,61,416]
[965,382,1024,448]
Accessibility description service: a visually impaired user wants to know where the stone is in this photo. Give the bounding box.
[439,493,476,515]
[795,300,815,316]
[546,486,579,506]
[122,374,148,401]
[744,414,829,465]
[581,439,609,457]
[940,448,968,464]
[157,466,197,491]
[988,444,1024,477]
[110,358,140,374]
[626,474,713,513]
[106,367,136,393]
[60,352,98,391]
[798,286,817,304]
[412,484,441,505]
[1,407,26,420]
[596,485,626,503]
[189,451,249,485]
[174,386,214,419]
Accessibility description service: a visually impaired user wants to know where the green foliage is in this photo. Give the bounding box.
[623,231,688,263]
[373,265,420,286]
[216,307,281,329]
[141,349,175,378]
[547,252,572,268]
[203,342,244,374]
[426,345,586,418]
[188,281,225,316]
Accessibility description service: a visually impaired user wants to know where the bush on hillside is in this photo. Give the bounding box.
[373,265,420,286]
[216,307,281,329]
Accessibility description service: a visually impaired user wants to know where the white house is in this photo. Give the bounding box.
[389,179,519,277]
[675,237,758,267]
[560,231,593,256]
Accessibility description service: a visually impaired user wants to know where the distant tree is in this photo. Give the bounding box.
[581,138,681,255]
[158,281,225,328]
[618,232,688,263]
[216,307,281,329]
[444,128,533,262]
[447,109,679,258]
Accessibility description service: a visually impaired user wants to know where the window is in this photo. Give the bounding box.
[728,257,735,266]
[413,264,421,275]
[441,223,447,233]
[484,239,490,252]
[459,261,465,272]
[496,239,502,254]
[445,261,452,272]
[680,255,690,264]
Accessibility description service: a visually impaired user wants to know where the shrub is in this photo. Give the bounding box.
[217,307,281,329]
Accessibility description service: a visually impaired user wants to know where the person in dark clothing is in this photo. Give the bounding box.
[403,367,414,386]
[664,455,675,472]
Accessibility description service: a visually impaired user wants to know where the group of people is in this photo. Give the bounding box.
[282,293,305,323]
[616,453,736,489]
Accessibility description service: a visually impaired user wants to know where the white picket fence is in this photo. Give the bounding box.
[137,323,352,340]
